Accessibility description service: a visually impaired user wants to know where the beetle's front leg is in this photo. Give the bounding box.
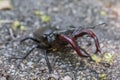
[20,37,40,43]
[72,29,100,54]
[11,45,38,59]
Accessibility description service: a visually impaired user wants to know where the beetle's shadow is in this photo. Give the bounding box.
[8,42,100,79]
[49,48,90,72]
[49,49,100,79]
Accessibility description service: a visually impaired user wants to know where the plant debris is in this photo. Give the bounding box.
[0,0,12,10]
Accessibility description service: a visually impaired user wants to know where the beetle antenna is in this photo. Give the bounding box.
[90,23,107,29]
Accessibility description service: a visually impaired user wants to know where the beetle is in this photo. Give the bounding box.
[12,25,101,73]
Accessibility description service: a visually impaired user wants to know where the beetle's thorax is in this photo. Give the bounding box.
[33,26,56,48]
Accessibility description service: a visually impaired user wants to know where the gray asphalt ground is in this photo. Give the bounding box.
[0,0,120,80]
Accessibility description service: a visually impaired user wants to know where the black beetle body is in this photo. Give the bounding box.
[13,25,101,73]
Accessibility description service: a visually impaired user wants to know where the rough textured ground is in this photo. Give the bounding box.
[0,0,120,80]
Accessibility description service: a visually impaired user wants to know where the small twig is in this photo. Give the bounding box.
[8,28,16,39]
[0,20,13,24]
[4,26,16,39]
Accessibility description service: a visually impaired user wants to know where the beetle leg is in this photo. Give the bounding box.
[11,45,38,59]
[20,37,40,43]
[44,50,52,73]
[58,34,89,57]
[72,29,100,54]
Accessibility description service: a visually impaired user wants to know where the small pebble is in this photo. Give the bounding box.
[63,75,72,80]
[27,61,34,68]
[0,77,6,80]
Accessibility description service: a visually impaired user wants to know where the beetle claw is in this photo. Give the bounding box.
[72,29,100,54]
[58,28,101,57]
[58,34,89,57]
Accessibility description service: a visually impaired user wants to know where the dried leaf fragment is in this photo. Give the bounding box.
[12,21,20,29]
[34,10,51,23]
[0,0,12,10]
[109,3,120,19]
[41,14,51,23]
[100,10,107,16]
[34,10,42,16]
[91,54,102,63]
[12,21,25,31]
[99,73,107,80]
[103,53,113,63]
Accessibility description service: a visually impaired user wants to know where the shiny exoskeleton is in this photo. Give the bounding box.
[13,26,101,73]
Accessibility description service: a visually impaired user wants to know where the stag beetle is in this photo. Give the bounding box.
[12,24,101,73]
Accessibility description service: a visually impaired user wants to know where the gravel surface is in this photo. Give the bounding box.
[0,0,120,80]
